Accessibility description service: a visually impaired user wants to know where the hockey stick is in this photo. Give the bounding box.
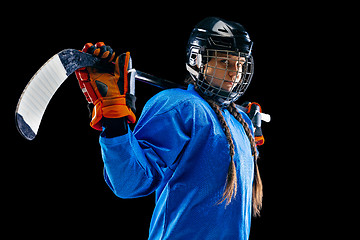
[15,49,269,141]
[15,49,187,140]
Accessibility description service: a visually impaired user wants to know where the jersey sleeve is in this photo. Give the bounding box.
[99,99,192,199]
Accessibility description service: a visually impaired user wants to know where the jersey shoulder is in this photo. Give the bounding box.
[141,87,208,116]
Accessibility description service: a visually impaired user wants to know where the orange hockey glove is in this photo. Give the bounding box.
[75,42,136,131]
[241,102,265,146]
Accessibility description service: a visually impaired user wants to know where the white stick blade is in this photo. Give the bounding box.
[16,54,67,140]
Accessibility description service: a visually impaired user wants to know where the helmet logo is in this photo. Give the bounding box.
[212,21,233,37]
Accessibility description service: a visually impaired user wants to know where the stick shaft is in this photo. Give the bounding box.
[135,71,185,90]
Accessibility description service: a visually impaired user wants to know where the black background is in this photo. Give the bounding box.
[4,2,320,239]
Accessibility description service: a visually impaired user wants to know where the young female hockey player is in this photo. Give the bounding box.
[75,17,263,240]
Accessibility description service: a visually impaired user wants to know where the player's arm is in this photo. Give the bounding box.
[75,43,163,197]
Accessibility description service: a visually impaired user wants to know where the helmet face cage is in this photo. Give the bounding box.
[190,48,254,106]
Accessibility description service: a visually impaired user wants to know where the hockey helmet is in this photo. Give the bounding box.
[186,17,254,106]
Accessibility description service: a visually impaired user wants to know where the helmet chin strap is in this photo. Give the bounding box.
[198,84,239,108]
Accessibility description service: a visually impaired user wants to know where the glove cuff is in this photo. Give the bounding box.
[90,98,136,131]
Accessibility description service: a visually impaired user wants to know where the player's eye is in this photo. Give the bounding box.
[220,59,229,66]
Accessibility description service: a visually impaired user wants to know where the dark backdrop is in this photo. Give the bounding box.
[4,2,314,239]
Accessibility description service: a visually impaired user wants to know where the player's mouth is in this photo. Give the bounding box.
[223,80,234,86]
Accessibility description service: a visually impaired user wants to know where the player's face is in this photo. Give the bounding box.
[204,52,245,92]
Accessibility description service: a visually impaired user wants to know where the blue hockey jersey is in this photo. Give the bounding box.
[99,84,255,240]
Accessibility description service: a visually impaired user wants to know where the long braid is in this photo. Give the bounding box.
[188,78,262,216]
[206,99,237,206]
[189,80,238,206]
[228,102,263,217]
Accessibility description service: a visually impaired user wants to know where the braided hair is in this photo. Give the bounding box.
[227,102,263,217]
[187,78,263,217]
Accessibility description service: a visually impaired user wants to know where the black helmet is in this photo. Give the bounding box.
[186,17,254,106]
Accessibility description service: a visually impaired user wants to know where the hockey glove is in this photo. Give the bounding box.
[75,42,136,131]
[241,102,265,146]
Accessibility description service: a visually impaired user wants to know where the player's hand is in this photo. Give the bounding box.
[75,42,136,131]
[82,42,116,62]
[241,102,265,146]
